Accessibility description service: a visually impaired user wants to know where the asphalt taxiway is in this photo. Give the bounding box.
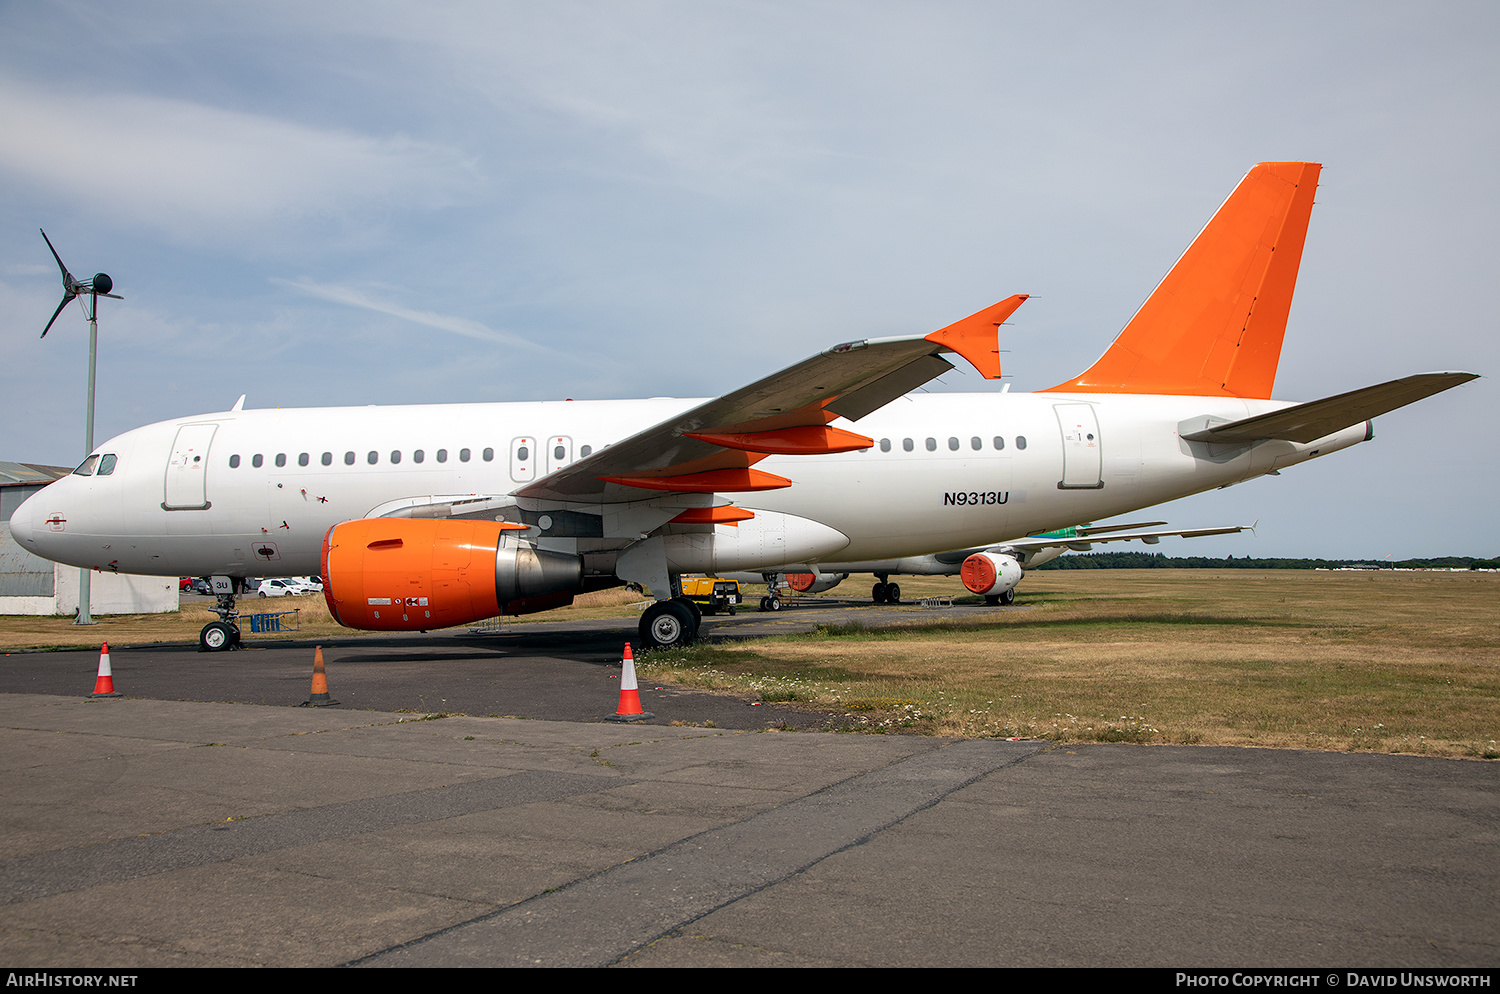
[1,607,1496,967]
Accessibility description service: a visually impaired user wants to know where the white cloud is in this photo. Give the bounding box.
[275,277,554,353]
[0,79,478,242]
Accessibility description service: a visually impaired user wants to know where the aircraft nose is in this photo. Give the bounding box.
[8,495,36,549]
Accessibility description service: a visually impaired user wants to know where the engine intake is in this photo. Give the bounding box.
[960,552,1023,597]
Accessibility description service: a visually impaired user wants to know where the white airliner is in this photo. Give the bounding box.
[9,162,1476,652]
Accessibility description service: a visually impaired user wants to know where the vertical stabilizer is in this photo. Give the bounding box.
[1043,161,1321,399]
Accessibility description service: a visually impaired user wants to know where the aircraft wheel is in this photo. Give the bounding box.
[886,583,901,605]
[640,600,697,650]
[673,595,702,625]
[1000,589,1016,605]
[872,582,887,604]
[199,622,235,652]
[984,594,1000,606]
[767,595,782,612]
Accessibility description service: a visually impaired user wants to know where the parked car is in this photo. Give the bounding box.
[257,577,318,597]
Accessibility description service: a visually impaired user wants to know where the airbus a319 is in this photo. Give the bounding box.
[10,162,1476,651]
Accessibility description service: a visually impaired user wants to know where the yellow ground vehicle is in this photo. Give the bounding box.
[680,577,741,615]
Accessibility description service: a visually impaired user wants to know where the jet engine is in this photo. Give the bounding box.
[785,571,848,594]
[959,552,1023,598]
[321,518,582,630]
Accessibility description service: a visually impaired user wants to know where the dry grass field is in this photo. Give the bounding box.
[3,570,1495,759]
[640,570,1500,759]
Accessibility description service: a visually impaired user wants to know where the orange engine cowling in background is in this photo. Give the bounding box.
[321,518,582,631]
[785,571,847,594]
[960,552,1023,597]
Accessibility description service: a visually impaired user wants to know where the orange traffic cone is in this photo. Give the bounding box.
[301,646,339,707]
[88,643,121,699]
[605,643,653,722]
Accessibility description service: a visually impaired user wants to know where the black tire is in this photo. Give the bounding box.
[639,600,697,649]
[200,621,234,652]
[887,583,901,605]
[767,596,782,612]
[872,582,887,604]
[1000,589,1015,605]
[673,596,703,625]
[984,594,1000,606]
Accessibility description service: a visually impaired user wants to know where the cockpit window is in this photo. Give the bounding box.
[97,454,118,476]
[72,455,99,477]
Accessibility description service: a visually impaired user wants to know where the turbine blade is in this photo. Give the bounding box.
[38,229,75,287]
[40,292,75,338]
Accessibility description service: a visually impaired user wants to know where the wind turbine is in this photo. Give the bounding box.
[39,229,123,625]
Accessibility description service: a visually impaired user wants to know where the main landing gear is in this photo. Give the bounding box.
[871,576,902,604]
[199,582,242,652]
[984,590,1016,606]
[639,596,702,651]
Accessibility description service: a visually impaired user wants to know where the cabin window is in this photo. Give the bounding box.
[993,436,1005,450]
[252,454,264,468]
[321,452,332,466]
[275,453,286,468]
[483,447,494,462]
[1016,436,1027,450]
[367,451,378,465]
[97,454,117,475]
[925,437,937,452]
[436,449,448,463]
[390,450,401,464]
[516,446,528,460]
[459,448,471,462]
[227,455,239,469]
[344,451,355,465]
[879,439,891,452]
[971,436,981,450]
[413,449,424,464]
[553,445,565,460]
[299,453,309,467]
[580,445,592,457]
[902,438,914,452]
[948,437,959,451]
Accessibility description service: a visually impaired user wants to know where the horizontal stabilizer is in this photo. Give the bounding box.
[1181,372,1478,444]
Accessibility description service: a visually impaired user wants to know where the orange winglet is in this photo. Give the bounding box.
[599,468,792,493]
[669,506,756,526]
[923,294,1028,380]
[686,424,874,455]
[1043,162,1321,399]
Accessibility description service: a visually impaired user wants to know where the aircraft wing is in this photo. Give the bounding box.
[1180,372,1478,444]
[516,296,1027,502]
[998,523,1251,553]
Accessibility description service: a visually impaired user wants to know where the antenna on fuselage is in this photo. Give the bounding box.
[38,229,123,627]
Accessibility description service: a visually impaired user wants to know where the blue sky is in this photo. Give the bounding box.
[1,1,1494,559]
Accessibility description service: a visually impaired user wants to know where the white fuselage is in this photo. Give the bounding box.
[9,390,1367,579]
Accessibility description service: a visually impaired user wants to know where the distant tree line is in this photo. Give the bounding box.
[1031,552,1500,570]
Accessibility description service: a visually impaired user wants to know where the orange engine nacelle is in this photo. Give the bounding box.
[321,518,582,631]
[960,552,1023,596]
[785,571,847,594]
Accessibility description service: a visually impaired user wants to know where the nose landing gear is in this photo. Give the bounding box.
[199,581,242,652]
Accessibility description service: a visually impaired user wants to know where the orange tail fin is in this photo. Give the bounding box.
[1043,161,1321,399]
